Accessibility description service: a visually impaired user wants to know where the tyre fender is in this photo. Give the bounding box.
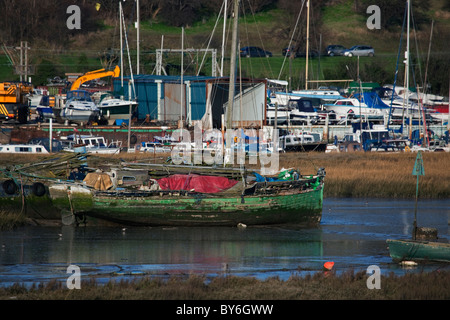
[32,182,46,197]
[3,180,18,195]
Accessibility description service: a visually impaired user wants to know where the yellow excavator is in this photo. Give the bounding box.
[70,65,120,91]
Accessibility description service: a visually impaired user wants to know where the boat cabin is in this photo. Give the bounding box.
[108,169,150,188]
[140,142,172,153]
[0,144,49,154]
[64,134,108,147]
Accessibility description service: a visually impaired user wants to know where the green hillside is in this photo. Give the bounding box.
[1,0,449,94]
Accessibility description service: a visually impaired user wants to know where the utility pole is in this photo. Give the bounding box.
[136,0,140,75]
[16,41,31,82]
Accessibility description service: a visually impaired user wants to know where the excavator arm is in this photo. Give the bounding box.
[70,65,120,91]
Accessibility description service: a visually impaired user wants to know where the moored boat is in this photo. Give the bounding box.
[0,143,49,154]
[386,239,450,262]
[323,96,389,123]
[387,151,450,263]
[49,165,326,227]
[61,134,122,154]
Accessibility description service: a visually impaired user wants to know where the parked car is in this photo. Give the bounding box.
[240,46,272,58]
[326,45,347,56]
[282,47,319,58]
[344,45,375,57]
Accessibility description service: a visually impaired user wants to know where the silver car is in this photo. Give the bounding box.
[344,45,375,57]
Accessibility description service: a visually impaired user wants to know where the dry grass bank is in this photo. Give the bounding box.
[279,152,450,199]
[1,152,449,199]
[1,271,449,300]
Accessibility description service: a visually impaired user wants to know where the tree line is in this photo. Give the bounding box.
[0,0,436,46]
[0,0,280,46]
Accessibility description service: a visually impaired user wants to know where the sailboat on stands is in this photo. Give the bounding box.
[41,0,326,227]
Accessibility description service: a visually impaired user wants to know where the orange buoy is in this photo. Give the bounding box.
[323,261,334,270]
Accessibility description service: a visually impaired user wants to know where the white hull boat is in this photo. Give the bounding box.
[98,97,138,125]
[323,98,388,122]
[62,90,100,124]
[0,144,49,154]
[61,134,121,154]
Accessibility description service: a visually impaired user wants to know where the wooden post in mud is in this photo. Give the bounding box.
[412,151,424,240]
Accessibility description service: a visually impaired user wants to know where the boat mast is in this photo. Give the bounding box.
[225,0,239,165]
[305,0,310,90]
[406,0,411,138]
[181,26,184,128]
[221,0,227,77]
[120,1,123,88]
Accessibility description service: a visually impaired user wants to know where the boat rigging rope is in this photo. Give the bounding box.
[278,0,306,81]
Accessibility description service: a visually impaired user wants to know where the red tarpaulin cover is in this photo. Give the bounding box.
[158,174,239,193]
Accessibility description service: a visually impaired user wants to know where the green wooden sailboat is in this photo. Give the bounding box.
[386,239,450,263]
[2,0,325,228]
[386,151,450,262]
[48,164,325,227]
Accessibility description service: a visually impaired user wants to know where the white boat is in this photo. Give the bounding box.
[98,95,138,125]
[273,89,344,106]
[376,86,424,120]
[323,97,388,123]
[139,135,176,153]
[266,104,290,125]
[61,90,100,124]
[279,132,327,152]
[139,142,172,153]
[61,134,121,154]
[0,144,49,154]
[288,99,320,125]
[27,88,48,109]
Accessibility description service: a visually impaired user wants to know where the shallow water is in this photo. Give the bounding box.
[0,198,449,287]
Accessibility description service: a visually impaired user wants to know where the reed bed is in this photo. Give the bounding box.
[1,271,449,300]
[279,152,450,199]
[2,151,450,199]
[0,210,26,230]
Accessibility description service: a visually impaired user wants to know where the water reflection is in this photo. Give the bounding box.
[0,198,449,287]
